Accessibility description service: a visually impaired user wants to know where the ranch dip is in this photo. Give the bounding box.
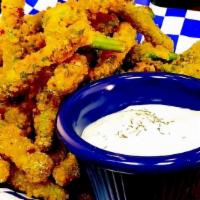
[81,104,200,156]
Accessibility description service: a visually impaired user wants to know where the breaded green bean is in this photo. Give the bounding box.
[0,21,81,100]
[0,1,125,101]
[0,158,10,183]
[1,0,25,69]
[0,19,4,67]
[0,103,33,134]
[43,2,124,52]
[10,169,68,200]
[78,0,127,14]
[90,22,136,80]
[47,54,89,96]
[1,0,24,29]
[3,106,32,135]
[163,63,200,79]
[0,121,53,183]
[21,12,44,35]
[121,3,173,51]
[0,21,124,101]
[21,12,45,56]
[34,55,89,151]
[179,40,200,63]
[78,0,173,50]
[127,42,177,72]
[162,41,200,78]
[33,90,60,151]
[2,5,44,62]
[132,42,177,62]
[129,60,162,72]
[21,32,45,54]
[53,153,80,187]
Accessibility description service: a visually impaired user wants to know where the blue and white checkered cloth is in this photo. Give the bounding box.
[136,0,200,53]
[24,0,200,53]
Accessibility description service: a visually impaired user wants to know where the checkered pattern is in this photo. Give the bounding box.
[135,0,200,53]
[24,0,200,53]
[25,0,59,14]
[151,3,200,53]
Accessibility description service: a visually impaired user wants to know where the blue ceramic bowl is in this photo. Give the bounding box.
[57,72,200,200]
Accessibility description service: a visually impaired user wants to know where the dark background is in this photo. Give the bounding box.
[151,0,200,9]
[0,0,199,11]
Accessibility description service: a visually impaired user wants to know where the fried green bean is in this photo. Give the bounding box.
[21,12,44,35]
[3,106,32,135]
[0,121,53,183]
[1,0,24,29]
[0,158,10,183]
[21,32,45,55]
[33,90,60,152]
[78,0,173,50]
[0,19,4,67]
[43,2,125,53]
[162,41,200,78]
[0,21,124,101]
[132,42,177,62]
[47,54,89,96]
[1,0,25,69]
[121,3,173,51]
[21,12,45,56]
[34,54,89,151]
[128,43,177,72]
[53,153,80,187]
[10,169,67,200]
[90,22,136,80]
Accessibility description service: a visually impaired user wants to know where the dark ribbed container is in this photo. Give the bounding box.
[150,0,200,8]
[84,165,200,200]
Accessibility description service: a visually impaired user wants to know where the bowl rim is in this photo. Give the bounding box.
[57,72,200,174]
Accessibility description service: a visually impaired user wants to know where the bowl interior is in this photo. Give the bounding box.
[66,73,200,135]
[57,72,200,173]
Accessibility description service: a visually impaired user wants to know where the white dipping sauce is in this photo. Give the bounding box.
[81,104,200,156]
